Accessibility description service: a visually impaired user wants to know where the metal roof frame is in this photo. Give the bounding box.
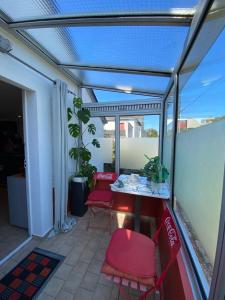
[81,84,164,97]
[163,0,215,104]
[0,12,83,87]
[0,6,196,99]
[7,10,194,29]
[61,64,172,77]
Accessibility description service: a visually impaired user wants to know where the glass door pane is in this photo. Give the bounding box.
[120,115,160,174]
[86,117,115,172]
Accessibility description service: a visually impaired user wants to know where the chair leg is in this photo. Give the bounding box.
[117,286,120,300]
[154,290,160,300]
[108,209,114,234]
[86,207,95,231]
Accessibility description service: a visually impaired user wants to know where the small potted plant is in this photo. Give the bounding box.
[141,155,169,192]
[67,97,100,216]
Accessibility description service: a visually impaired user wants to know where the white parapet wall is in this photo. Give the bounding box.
[175,119,225,264]
[88,137,159,172]
[120,137,159,170]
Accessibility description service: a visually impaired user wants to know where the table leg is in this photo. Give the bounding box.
[134,195,141,232]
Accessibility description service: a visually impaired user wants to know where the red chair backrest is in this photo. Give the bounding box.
[153,207,181,288]
[93,172,117,191]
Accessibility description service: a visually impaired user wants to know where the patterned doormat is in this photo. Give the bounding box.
[0,248,64,300]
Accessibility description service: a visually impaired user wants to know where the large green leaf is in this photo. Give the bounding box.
[80,148,91,161]
[69,147,79,159]
[67,107,73,121]
[73,97,82,108]
[77,108,90,124]
[92,139,100,148]
[68,123,80,137]
[88,123,96,135]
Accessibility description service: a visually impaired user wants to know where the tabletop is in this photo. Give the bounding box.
[111,174,169,199]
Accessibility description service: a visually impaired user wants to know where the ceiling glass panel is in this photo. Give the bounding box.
[26,26,189,70]
[72,70,170,94]
[0,0,198,22]
[93,90,156,102]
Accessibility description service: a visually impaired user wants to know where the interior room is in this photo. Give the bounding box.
[0,80,29,261]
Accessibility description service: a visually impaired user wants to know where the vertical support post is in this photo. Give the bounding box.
[170,74,179,207]
[115,115,120,175]
[77,87,82,174]
[209,165,225,300]
[159,102,165,163]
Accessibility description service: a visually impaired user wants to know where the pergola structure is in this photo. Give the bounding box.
[0,0,206,99]
[0,1,224,300]
[0,0,213,174]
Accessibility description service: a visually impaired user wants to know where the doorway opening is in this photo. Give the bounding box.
[0,80,29,261]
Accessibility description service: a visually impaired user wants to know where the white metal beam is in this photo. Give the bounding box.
[62,64,172,77]
[7,11,194,29]
[82,84,164,97]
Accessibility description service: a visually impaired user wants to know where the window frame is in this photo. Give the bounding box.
[166,1,225,298]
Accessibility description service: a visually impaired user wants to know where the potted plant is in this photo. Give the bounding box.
[67,97,100,216]
[141,155,169,192]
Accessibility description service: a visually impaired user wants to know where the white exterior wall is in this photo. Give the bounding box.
[0,27,82,237]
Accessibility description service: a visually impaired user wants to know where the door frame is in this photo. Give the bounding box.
[22,90,33,236]
[0,85,33,266]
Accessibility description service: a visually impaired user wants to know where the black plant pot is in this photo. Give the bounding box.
[71,177,88,217]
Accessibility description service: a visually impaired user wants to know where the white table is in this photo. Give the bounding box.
[111,175,169,231]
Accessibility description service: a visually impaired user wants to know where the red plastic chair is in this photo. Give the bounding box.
[101,207,181,299]
[86,172,117,231]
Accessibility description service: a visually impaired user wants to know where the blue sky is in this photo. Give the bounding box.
[180,27,225,120]
[144,115,160,131]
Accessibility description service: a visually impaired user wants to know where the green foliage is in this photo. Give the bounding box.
[68,96,100,183]
[88,123,96,135]
[68,123,80,137]
[67,107,73,121]
[77,108,90,124]
[73,97,82,109]
[79,162,97,189]
[80,148,91,162]
[141,155,169,183]
[69,147,79,159]
[92,138,100,148]
[145,128,158,137]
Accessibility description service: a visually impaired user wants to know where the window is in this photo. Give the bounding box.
[174,26,225,291]
[85,117,115,172]
[120,115,160,174]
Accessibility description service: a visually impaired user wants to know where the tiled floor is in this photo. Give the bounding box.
[0,187,29,260]
[0,211,157,300]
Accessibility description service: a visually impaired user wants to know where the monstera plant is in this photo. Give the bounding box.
[141,155,169,183]
[67,97,100,188]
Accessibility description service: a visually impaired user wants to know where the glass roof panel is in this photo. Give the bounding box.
[93,90,155,102]
[25,26,189,70]
[0,0,198,22]
[72,70,170,94]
